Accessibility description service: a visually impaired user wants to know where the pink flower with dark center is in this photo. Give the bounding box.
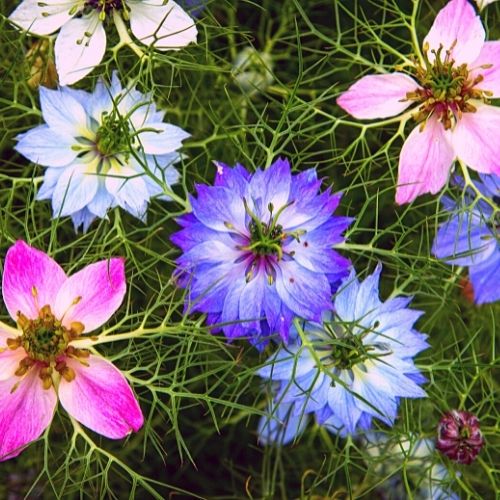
[337,0,500,204]
[436,410,485,464]
[0,241,143,461]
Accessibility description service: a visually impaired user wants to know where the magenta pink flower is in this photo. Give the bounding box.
[0,241,143,461]
[337,0,500,204]
[436,410,485,465]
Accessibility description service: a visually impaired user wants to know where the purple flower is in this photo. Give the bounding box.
[436,410,485,465]
[257,265,429,444]
[171,158,352,347]
[432,174,499,305]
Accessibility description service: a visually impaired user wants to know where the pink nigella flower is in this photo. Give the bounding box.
[436,410,485,464]
[0,241,143,461]
[337,0,500,204]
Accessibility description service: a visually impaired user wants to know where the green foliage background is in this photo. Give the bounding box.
[0,0,498,498]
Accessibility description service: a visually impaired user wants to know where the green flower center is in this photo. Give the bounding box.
[405,43,492,130]
[18,305,73,363]
[95,110,132,158]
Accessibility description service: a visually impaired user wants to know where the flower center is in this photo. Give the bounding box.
[17,305,73,363]
[85,0,124,14]
[405,43,492,130]
[95,110,132,158]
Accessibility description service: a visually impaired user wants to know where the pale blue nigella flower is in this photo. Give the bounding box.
[258,265,429,444]
[15,72,189,231]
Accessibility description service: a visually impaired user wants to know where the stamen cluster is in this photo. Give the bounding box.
[406,43,492,129]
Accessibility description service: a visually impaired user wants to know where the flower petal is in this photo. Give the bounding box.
[0,321,20,349]
[104,164,150,220]
[0,349,26,382]
[258,401,308,445]
[8,0,76,36]
[51,163,100,217]
[15,125,78,167]
[55,14,106,85]
[452,105,500,175]
[39,87,90,139]
[337,73,419,120]
[128,0,197,50]
[423,0,485,65]
[469,249,500,304]
[2,241,67,321]
[58,355,143,439]
[0,369,57,461]
[137,123,190,155]
[54,258,126,333]
[470,42,500,98]
[396,119,454,204]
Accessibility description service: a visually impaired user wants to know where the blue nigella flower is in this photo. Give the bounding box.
[171,158,352,348]
[432,174,499,305]
[257,265,429,445]
[15,72,189,231]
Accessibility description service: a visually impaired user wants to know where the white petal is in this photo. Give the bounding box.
[52,163,99,216]
[128,0,197,50]
[55,14,106,85]
[9,0,78,36]
[137,123,190,155]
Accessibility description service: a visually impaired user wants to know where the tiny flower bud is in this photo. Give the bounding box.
[436,410,484,465]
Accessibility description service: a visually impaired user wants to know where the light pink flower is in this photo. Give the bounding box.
[0,241,143,461]
[337,0,500,204]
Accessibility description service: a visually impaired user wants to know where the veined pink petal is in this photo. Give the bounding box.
[55,14,106,85]
[470,42,500,98]
[58,355,144,439]
[337,73,419,119]
[0,349,26,382]
[0,368,57,461]
[2,241,67,321]
[423,0,485,66]
[396,118,455,204]
[54,258,126,333]
[0,321,20,348]
[452,104,500,175]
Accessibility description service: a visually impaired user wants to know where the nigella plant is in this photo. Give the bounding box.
[432,174,499,305]
[9,0,197,85]
[171,158,352,348]
[0,241,143,461]
[258,265,428,445]
[337,0,500,204]
[15,72,189,232]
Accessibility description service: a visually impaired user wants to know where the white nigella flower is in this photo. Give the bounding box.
[9,0,198,85]
[15,72,189,231]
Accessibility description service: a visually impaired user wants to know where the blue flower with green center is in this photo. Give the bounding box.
[171,158,352,348]
[15,72,189,231]
[432,174,499,305]
[257,265,429,444]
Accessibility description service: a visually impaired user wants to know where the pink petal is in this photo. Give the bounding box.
[470,42,500,98]
[337,73,419,119]
[0,368,57,461]
[0,321,20,349]
[0,348,25,382]
[2,241,67,321]
[396,118,455,204]
[58,354,143,439]
[54,258,126,333]
[451,104,500,175]
[423,0,485,65]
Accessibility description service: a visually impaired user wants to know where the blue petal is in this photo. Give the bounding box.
[15,125,77,167]
[469,249,500,304]
[432,210,496,266]
[258,401,309,446]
